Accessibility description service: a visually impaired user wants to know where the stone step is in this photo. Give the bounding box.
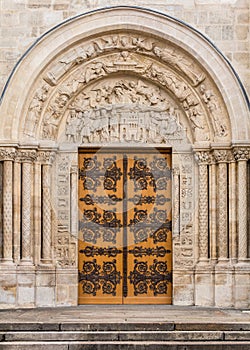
[1,322,250,331]
[1,341,250,350]
[1,322,250,349]
[1,330,232,341]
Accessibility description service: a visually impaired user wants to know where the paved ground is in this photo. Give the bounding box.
[0,305,249,324]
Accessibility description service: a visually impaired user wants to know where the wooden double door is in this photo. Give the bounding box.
[78,148,172,304]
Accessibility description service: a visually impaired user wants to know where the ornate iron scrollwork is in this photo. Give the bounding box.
[80,246,122,257]
[128,246,171,257]
[103,157,123,192]
[128,194,170,205]
[79,259,122,296]
[80,194,122,205]
[79,208,122,244]
[128,158,156,192]
[128,259,172,296]
[79,156,122,193]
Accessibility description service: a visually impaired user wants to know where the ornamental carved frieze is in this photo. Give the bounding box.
[23,32,230,144]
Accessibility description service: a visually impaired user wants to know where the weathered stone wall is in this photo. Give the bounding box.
[0,0,249,97]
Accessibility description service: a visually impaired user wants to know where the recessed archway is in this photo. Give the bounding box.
[0,6,249,308]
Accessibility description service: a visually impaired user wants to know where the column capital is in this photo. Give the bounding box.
[37,150,56,164]
[233,147,249,161]
[17,149,37,163]
[0,148,16,161]
[212,149,230,163]
[194,150,211,165]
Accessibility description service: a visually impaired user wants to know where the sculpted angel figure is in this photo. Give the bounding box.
[153,46,205,85]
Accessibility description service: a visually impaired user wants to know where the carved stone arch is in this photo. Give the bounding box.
[0,6,249,309]
[0,6,249,142]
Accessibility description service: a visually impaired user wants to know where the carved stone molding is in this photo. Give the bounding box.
[43,33,205,88]
[22,32,230,144]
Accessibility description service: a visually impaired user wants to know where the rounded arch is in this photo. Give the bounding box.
[0,6,249,144]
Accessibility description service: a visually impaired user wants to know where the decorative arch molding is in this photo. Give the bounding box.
[0,6,249,143]
[0,7,249,309]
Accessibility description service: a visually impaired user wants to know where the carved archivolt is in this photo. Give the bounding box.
[23,32,230,145]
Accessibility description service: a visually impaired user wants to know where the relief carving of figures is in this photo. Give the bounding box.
[62,78,186,144]
[43,92,70,139]
[153,46,205,86]
[200,84,228,138]
[44,33,205,87]
[25,84,50,137]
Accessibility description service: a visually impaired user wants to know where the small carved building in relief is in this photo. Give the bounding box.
[0,7,249,308]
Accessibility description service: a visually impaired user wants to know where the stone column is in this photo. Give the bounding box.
[214,150,229,263]
[40,151,55,264]
[33,157,42,265]
[0,148,16,263]
[228,154,237,261]
[195,151,210,264]
[209,160,217,262]
[20,150,37,265]
[234,148,249,262]
[13,158,21,263]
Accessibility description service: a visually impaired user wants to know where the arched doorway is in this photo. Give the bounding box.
[0,6,249,308]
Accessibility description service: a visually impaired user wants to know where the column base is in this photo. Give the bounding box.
[0,258,14,265]
[40,259,53,265]
[19,259,33,266]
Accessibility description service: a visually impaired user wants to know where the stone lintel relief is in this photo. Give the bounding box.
[60,77,189,146]
[22,32,230,144]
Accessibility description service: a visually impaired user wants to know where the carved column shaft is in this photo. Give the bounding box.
[2,160,13,262]
[196,151,210,263]
[237,160,248,261]
[209,163,217,260]
[34,161,42,265]
[41,163,52,263]
[217,161,228,261]
[229,161,237,260]
[13,161,21,263]
[0,163,2,258]
[198,163,209,260]
[21,161,33,263]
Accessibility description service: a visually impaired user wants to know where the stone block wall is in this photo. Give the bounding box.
[0,0,249,97]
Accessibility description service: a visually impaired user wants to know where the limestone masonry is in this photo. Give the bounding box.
[0,2,249,309]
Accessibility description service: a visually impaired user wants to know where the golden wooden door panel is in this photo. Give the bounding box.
[125,152,172,304]
[78,149,172,304]
[78,151,124,304]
